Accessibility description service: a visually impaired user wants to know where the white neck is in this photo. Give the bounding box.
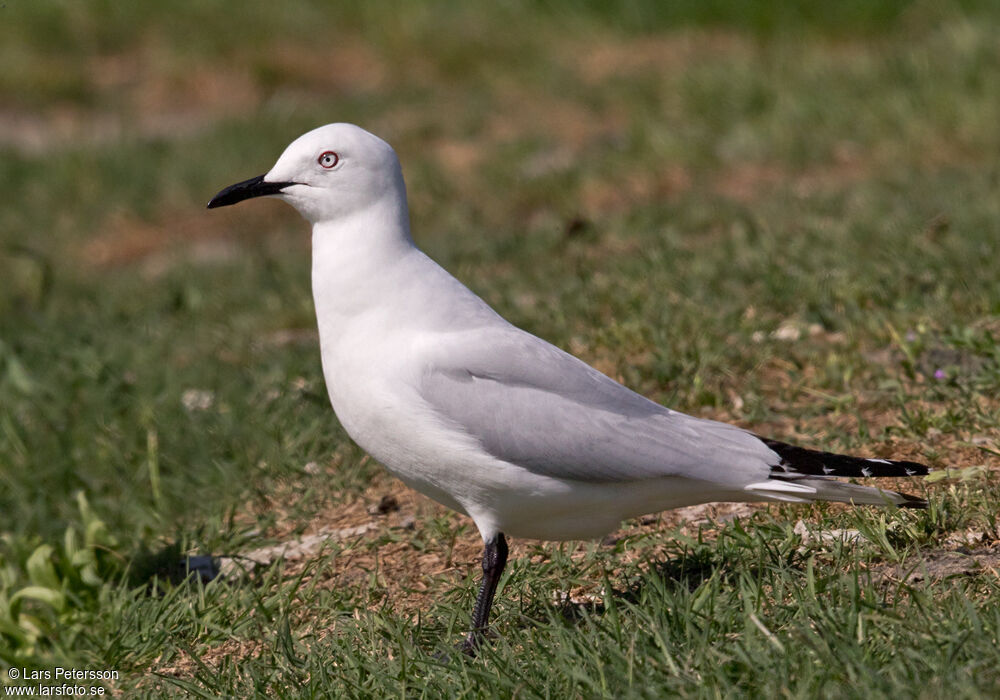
[310,195,415,324]
[309,192,507,381]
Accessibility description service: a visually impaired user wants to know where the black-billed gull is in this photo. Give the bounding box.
[209,123,927,654]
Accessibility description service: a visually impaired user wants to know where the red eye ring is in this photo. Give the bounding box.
[318,151,339,169]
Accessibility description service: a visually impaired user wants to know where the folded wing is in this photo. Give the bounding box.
[418,328,778,488]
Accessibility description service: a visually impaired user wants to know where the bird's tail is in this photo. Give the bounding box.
[743,437,929,509]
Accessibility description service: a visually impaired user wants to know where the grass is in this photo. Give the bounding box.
[2,0,1000,696]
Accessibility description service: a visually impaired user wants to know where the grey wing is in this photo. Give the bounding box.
[418,329,779,486]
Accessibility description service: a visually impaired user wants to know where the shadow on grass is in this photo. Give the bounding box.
[127,542,220,590]
[546,521,817,625]
[549,543,752,624]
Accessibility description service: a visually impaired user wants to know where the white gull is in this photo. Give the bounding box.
[208,123,927,653]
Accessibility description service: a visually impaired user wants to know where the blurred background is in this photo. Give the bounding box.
[1,0,999,689]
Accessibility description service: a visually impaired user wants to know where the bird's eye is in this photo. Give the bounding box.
[318,151,339,169]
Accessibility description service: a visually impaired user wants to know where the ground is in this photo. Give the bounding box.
[2,2,1000,697]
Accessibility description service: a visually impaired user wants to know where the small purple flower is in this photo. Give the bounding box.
[905,330,918,343]
[933,368,946,380]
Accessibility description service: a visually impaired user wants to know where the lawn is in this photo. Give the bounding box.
[2,1,1000,696]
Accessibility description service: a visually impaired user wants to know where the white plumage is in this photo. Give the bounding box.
[208,123,927,652]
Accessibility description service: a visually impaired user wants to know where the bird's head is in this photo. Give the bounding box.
[207,123,405,224]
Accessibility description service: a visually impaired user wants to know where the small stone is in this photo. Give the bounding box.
[772,322,801,341]
[369,494,400,515]
[181,388,214,411]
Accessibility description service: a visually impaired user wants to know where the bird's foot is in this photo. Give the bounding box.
[461,626,500,656]
[432,628,496,662]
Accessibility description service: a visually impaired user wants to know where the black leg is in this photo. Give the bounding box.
[461,533,508,655]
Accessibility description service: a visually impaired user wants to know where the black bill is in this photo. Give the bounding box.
[207,174,297,209]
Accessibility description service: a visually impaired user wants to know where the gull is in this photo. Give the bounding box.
[208,123,928,653]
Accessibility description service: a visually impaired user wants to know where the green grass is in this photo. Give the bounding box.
[2,1,1000,696]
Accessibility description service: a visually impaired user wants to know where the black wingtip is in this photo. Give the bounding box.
[897,493,929,509]
[759,436,930,479]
